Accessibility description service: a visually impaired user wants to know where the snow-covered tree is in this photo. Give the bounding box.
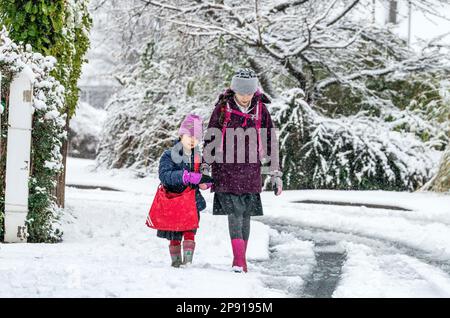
[420,145,450,193]
[95,4,246,172]
[143,0,449,101]
[95,0,449,191]
[141,0,449,189]
[273,88,442,190]
[68,101,106,159]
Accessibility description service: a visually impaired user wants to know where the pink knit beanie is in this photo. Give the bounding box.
[178,114,203,140]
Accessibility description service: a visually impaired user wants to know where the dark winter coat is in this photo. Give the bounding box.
[156,140,206,240]
[204,89,276,194]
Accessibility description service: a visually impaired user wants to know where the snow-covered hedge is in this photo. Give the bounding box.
[69,101,106,159]
[274,89,442,191]
[0,27,66,242]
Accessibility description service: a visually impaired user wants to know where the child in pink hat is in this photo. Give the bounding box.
[155,114,212,267]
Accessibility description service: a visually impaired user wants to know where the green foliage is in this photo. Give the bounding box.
[382,75,449,150]
[0,172,4,241]
[0,1,91,242]
[65,1,92,118]
[27,108,65,243]
[0,64,65,243]
[0,97,7,241]
[275,89,437,191]
[0,1,65,51]
[0,0,92,118]
[315,83,367,117]
[311,69,449,153]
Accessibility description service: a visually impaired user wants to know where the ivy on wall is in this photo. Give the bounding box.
[0,0,91,242]
[0,0,92,118]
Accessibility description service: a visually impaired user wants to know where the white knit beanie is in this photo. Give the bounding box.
[230,68,259,95]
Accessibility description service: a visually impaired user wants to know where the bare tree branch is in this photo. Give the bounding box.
[268,0,310,14]
[326,0,360,26]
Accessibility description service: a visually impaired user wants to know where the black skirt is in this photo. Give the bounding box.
[156,211,200,241]
[157,229,197,241]
[213,192,263,216]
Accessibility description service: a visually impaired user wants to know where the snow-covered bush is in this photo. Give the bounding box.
[95,0,449,190]
[0,27,66,242]
[69,101,106,159]
[96,28,237,172]
[274,88,441,191]
[96,63,212,172]
[362,74,450,151]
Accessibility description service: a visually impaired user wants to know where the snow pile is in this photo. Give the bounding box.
[261,189,450,261]
[0,158,284,297]
[334,242,450,297]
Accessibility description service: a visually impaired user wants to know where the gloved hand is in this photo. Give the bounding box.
[199,183,213,190]
[270,170,283,196]
[200,163,211,175]
[182,169,202,185]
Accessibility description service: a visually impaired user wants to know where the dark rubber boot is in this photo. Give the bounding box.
[182,240,196,265]
[169,245,182,268]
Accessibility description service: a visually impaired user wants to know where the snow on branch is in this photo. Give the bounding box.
[273,88,441,190]
[141,0,449,102]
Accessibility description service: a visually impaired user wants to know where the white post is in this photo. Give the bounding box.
[4,70,34,243]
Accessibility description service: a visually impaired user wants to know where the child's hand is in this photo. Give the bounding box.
[199,183,212,190]
[182,170,202,185]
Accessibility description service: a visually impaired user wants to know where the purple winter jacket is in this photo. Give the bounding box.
[203,89,278,194]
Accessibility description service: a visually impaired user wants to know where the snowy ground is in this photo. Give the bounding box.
[0,158,449,298]
[259,189,450,297]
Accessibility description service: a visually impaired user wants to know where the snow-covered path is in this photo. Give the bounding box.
[1,158,449,298]
[257,191,450,297]
[0,159,286,297]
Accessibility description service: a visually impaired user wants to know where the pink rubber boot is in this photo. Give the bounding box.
[231,239,246,273]
[243,240,248,273]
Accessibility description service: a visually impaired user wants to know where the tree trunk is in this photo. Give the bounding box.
[431,146,450,192]
[283,58,308,93]
[420,145,450,192]
[248,57,277,98]
[387,0,398,24]
[56,116,70,208]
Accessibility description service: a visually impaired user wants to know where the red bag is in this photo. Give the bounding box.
[146,184,198,231]
[145,153,201,232]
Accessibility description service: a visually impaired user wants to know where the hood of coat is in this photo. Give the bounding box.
[217,88,271,106]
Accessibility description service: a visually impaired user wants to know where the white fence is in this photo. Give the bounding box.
[0,70,34,243]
